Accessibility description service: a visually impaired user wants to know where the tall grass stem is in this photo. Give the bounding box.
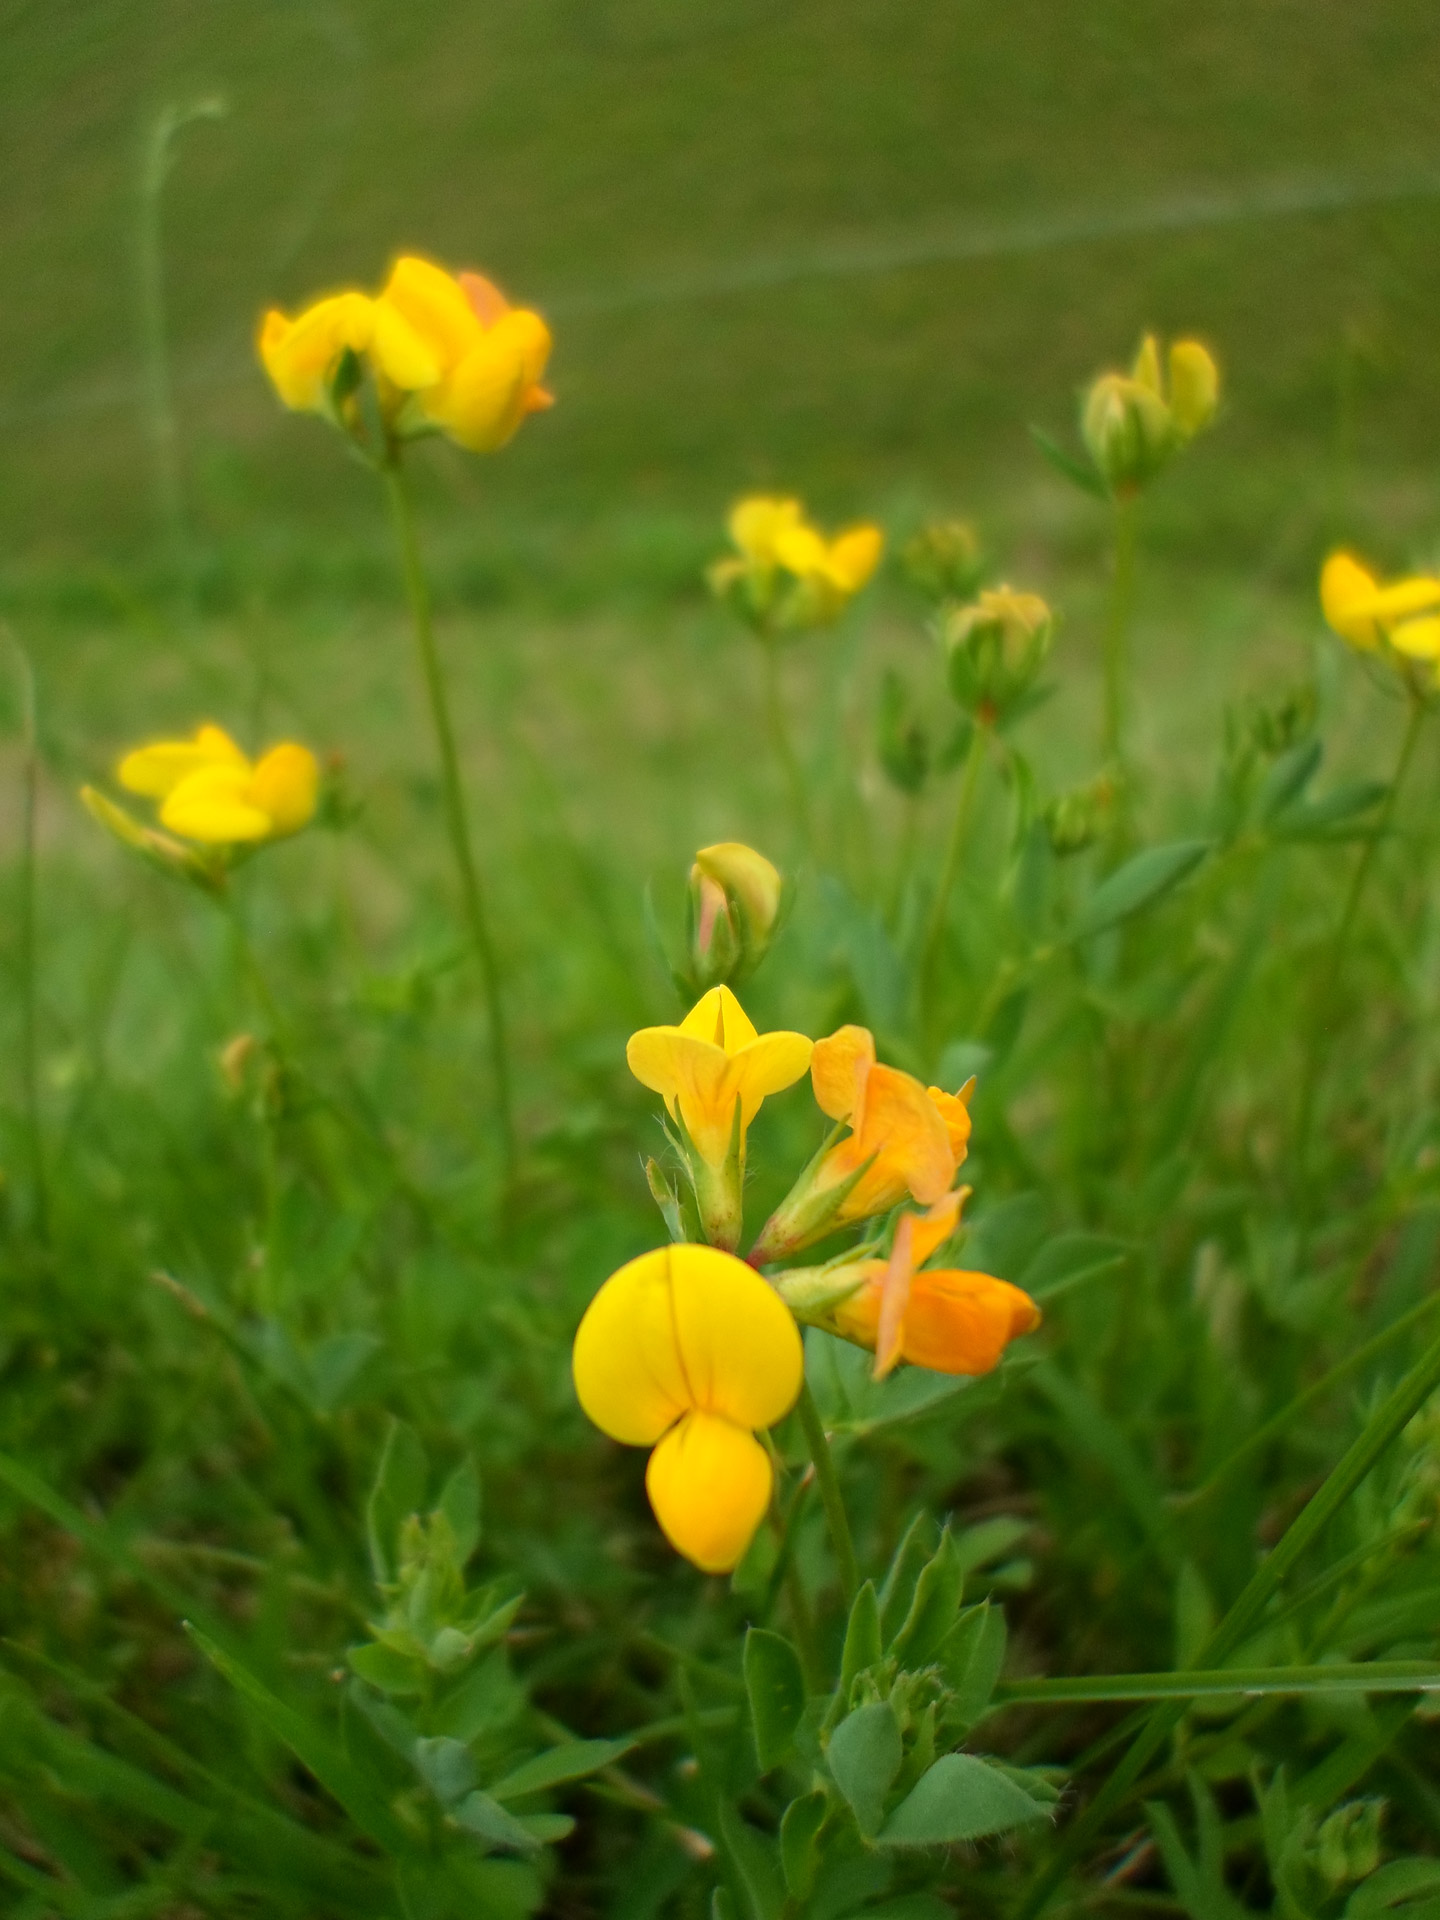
[923,717,989,971]
[1102,498,1138,771]
[761,638,812,856]
[383,465,516,1178]
[796,1381,859,1601]
[9,635,49,1247]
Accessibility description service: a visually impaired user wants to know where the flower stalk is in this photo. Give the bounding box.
[383,463,516,1179]
[794,1381,859,1602]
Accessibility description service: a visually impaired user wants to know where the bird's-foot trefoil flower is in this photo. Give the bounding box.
[708,495,884,634]
[628,987,812,1251]
[687,841,784,993]
[1320,551,1440,689]
[750,1025,973,1263]
[772,1189,1041,1380]
[259,254,552,464]
[83,724,320,887]
[572,1244,804,1571]
[945,585,1054,724]
[1081,334,1219,496]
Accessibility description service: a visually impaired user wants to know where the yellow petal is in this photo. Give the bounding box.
[1369,577,1440,622]
[572,1245,803,1445]
[458,271,512,326]
[257,293,374,412]
[692,843,782,937]
[160,765,271,843]
[772,524,829,578]
[927,1080,974,1162]
[118,725,247,799]
[645,1410,774,1573]
[1168,340,1219,436]
[730,1031,814,1111]
[249,743,320,836]
[826,525,884,593]
[832,1062,957,1221]
[1131,333,1162,394]
[1390,615,1440,661]
[1320,551,1382,650]
[811,1025,875,1121]
[678,984,759,1052]
[421,311,553,452]
[729,496,804,562]
[378,256,481,369]
[368,300,444,391]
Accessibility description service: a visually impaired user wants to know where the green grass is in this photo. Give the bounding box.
[5,1,1440,1914]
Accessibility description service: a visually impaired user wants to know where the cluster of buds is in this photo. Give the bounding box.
[82,723,321,892]
[575,909,1042,1570]
[1080,334,1219,497]
[258,254,552,465]
[900,518,985,606]
[685,841,784,994]
[1043,771,1116,858]
[1321,550,1440,695]
[708,495,884,636]
[944,586,1055,726]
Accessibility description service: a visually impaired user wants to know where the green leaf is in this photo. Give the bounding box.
[943,1603,1008,1728]
[1347,1858,1440,1918]
[997,1661,1440,1704]
[1029,424,1110,499]
[880,1513,941,1645]
[452,1789,544,1854]
[1069,838,1211,942]
[1019,1232,1128,1302]
[717,1802,785,1920]
[840,1582,883,1701]
[437,1460,482,1567]
[876,1753,1052,1848]
[890,1529,964,1669]
[1255,736,1322,824]
[414,1735,477,1807]
[744,1628,806,1771]
[367,1420,428,1586]
[1276,778,1387,840]
[780,1790,828,1900]
[490,1738,633,1801]
[347,1640,423,1696]
[184,1624,411,1854]
[306,1330,383,1413]
[827,1701,902,1837]
[953,1517,1031,1582]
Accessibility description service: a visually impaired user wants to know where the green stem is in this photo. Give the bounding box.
[761,636,812,856]
[1014,1317,1440,1920]
[796,1381,859,1601]
[1294,691,1427,1187]
[923,716,989,970]
[383,463,516,1179]
[9,637,48,1248]
[1102,497,1138,772]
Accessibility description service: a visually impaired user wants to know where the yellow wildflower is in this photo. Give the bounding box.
[752,1025,973,1261]
[1320,551,1440,669]
[710,495,884,630]
[117,724,319,845]
[572,1244,804,1572]
[627,986,812,1249]
[1081,334,1219,494]
[259,254,552,455]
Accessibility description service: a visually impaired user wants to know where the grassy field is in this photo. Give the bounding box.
[5,3,1440,1917]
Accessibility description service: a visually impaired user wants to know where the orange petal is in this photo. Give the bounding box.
[811,1025,875,1121]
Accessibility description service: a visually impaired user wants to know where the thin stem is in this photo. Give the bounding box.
[9,637,48,1248]
[795,1381,859,1601]
[761,637,812,856]
[383,463,516,1179]
[923,716,989,970]
[1294,691,1427,1186]
[1102,497,1138,771]
[1014,1317,1440,1920]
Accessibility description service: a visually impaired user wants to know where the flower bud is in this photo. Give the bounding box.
[876,670,930,796]
[688,842,782,990]
[1081,373,1175,495]
[80,786,225,893]
[1044,773,1115,857]
[944,586,1054,722]
[901,519,985,604]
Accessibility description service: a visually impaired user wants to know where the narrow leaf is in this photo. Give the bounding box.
[840,1582,883,1701]
[1029,425,1110,499]
[1069,839,1211,942]
[491,1737,633,1801]
[744,1629,806,1772]
[780,1790,828,1900]
[366,1420,427,1585]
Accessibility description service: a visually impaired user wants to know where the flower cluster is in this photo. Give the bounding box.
[1081,333,1219,496]
[1320,550,1440,688]
[260,254,553,459]
[573,862,1041,1572]
[708,495,884,633]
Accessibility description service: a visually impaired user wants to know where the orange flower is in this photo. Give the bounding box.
[751,1026,973,1260]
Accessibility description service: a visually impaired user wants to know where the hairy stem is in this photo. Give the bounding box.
[384,463,516,1179]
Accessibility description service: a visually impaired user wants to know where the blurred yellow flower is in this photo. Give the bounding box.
[710,495,884,629]
[259,254,552,455]
[572,1244,803,1571]
[1320,551,1440,667]
[118,725,319,845]
[627,986,811,1170]
[752,1025,974,1261]
[1081,334,1219,494]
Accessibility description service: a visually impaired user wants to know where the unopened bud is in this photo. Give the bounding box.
[945,587,1054,720]
[1044,773,1115,857]
[901,519,985,604]
[1081,374,1175,494]
[689,842,782,989]
[1315,1801,1383,1889]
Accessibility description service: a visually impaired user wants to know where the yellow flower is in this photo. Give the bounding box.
[751,1026,974,1261]
[627,987,811,1169]
[117,725,320,846]
[259,254,552,455]
[945,585,1054,719]
[710,495,884,630]
[1320,551,1440,667]
[824,1192,1041,1380]
[628,987,812,1249]
[572,1244,804,1571]
[1081,334,1219,493]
